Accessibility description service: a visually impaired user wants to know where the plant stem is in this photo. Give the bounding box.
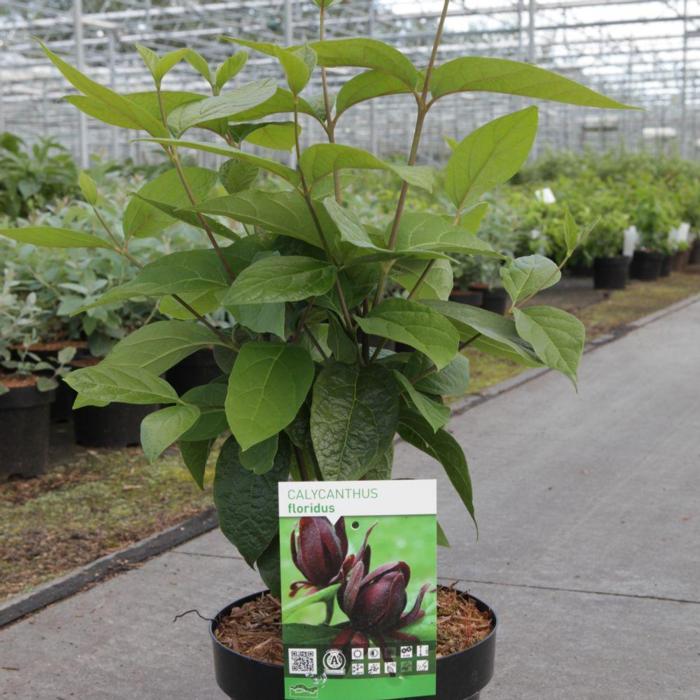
[155,87,235,282]
[407,259,436,300]
[372,0,451,308]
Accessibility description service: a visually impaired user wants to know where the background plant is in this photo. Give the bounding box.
[0,0,632,595]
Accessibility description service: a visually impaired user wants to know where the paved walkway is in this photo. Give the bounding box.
[2,298,700,699]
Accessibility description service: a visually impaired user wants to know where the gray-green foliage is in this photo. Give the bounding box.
[1,0,631,592]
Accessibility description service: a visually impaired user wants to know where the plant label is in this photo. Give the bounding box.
[279,479,438,700]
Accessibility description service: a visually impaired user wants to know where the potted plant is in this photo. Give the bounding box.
[0,281,73,479]
[631,187,675,281]
[584,202,630,290]
[4,2,631,695]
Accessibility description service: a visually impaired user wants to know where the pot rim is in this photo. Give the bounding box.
[209,587,498,670]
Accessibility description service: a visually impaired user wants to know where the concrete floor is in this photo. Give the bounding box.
[1,297,699,699]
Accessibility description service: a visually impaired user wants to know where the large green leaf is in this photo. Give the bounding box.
[143,139,300,185]
[226,342,314,450]
[239,434,279,475]
[398,408,476,528]
[65,365,179,407]
[445,107,539,211]
[195,190,323,249]
[237,122,299,151]
[140,404,201,462]
[123,167,218,238]
[0,226,112,249]
[390,258,453,300]
[224,255,337,305]
[215,52,249,92]
[513,306,585,387]
[500,255,561,304]
[408,353,471,397]
[40,42,168,137]
[430,56,635,109]
[65,91,203,129]
[309,38,419,89]
[179,439,213,489]
[356,298,459,370]
[392,210,495,257]
[393,371,450,432]
[301,144,434,192]
[166,79,277,134]
[87,248,234,308]
[224,87,319,122]
[214,435,290,566]
[228,302,286,338]
[105,321,225,375]
[322,197,387,255]
[310,363,399,480]
[336,71,412,117]
[424,299,541,366]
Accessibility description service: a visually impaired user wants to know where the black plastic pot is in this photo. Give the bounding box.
[166,349,220,396]
[481,287,508,315]
[73,402,157,448]
[630,250,664,281]
[0,384,55,479]
[690,239,700,265]
[211,591,497,700]
[449,288,484,307]
[659,254,672,278]
[593,256,629,290]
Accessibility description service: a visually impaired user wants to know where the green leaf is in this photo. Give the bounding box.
[226,342,314,450]
[180,384,228,441]
[322,196,385,252]
[87,248,235,308]
[445,107,538,211]
[166,79,277,134]
[393,371,450,432]
[336,71,411,117]
[398,408,476,529]
[225,87,319,122]
[214,435,290,566]
[301,144,433,191]
[215,52,249,92]
[500,255,561,304]
[79,171,98,205]
[406,353,470,397]
[327,316,358,364]
[424,300,541,366]
[105,321,225,375]
[563,206,584,257]
[159,290,223,320]
[195,191,324,249]
[230,40,317,95]
[311,363,399,480]
[257,537,282,598]
[229,302,286,338]
[135,43,159,77]
[309,38,419,89]
[239,122,299,151]
[513,306,585,387]
[0,226,111,249]
[430,56,636,109]
[356,298,459,370]
[224,256,337,305]
[140,404,201,462]
[390,258,453,301]
[40,42,168,137]
[183,49,211,85]
[179,439,213,489]
[285,584,342,619]
[134,195,237,242]
[66,365,179,407]
[123,167,218,238]
[219,157,259,194]
[143,138,300,185]
[437,521,451,547]
[239,434,279,474]
[392,210,495,257]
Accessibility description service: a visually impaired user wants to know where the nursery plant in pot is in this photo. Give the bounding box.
[631,189,676,281]
[584,206,630,290]
[0,284,73,479]
[6,1,632,696]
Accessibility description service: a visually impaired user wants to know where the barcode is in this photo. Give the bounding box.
[289,648,317,675]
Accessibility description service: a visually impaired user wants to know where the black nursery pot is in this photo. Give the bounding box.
[166,348,220,395]
[449,288,484,307]
[689,239,700,265]
[73,402,157,448]
[210,591,497,700]
[593,256,629,290]
[630,250,664,281]
[659,254,672,277]
[0,384,55,479]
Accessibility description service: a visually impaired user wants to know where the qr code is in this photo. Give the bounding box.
[289,648,317,675]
